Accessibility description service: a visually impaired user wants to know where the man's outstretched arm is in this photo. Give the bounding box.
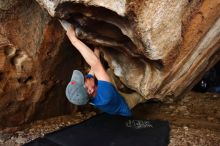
[60,20,110,82]
[87,47,101,76]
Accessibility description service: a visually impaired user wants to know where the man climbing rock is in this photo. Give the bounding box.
[60,20,132,117]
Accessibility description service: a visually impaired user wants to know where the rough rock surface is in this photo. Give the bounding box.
[35,0,220,99]
[0,0,85,127]
[0,0,220,127]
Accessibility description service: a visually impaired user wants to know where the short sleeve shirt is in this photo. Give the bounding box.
[90,80,132,117]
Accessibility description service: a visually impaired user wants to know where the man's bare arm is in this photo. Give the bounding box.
[87,48,101,76]
[60,20,110,82]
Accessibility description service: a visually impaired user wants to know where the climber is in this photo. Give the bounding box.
[59,20,132,117]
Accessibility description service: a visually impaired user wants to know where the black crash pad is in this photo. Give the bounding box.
[23,114,170,146]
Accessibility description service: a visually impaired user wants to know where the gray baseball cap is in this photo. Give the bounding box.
[65,70,89,105]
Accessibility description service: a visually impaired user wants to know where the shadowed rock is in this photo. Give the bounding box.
[0,0,219,127]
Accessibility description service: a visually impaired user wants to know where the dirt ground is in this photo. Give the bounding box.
[133,92,220,146]
[0,92,219,146]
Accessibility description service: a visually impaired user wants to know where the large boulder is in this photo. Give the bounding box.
[0,0,219,127]
[36,0,220,99]
[0,0,83,127]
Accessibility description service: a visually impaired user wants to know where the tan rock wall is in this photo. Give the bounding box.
[0,0,83,127]
[0,0,220,127]
[37,0,220,100]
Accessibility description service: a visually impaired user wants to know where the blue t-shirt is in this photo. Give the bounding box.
[90,80,132,117]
